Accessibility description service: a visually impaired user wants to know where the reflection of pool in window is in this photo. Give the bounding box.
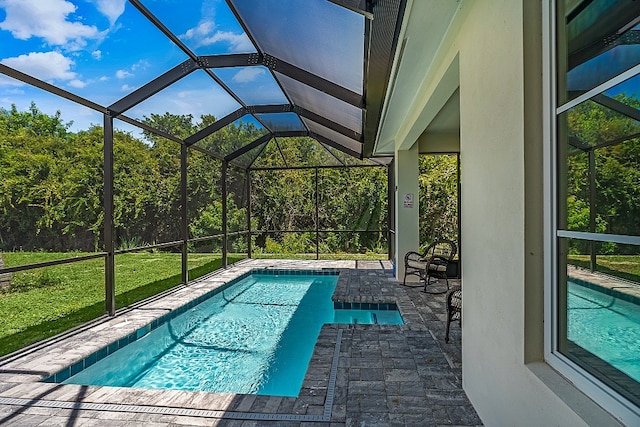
[567,280,640,382]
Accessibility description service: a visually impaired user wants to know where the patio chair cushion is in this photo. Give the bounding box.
[428,263,447,272]
[407,259,428,269]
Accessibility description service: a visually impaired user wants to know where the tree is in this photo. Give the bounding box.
[418,154,458,248]
[0,102,71,138]
[0,104,84,250]
[0,105,391,256]
[250,137,389,254]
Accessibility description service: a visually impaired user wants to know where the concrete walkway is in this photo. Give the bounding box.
[0,259,481,426]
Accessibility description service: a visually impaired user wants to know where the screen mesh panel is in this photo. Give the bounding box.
[194,116,269,159]
[214,66,289,105]
[255,113,306,133]
[275,71,362,132]
[303,118,363,156]
[229,0,365,94]
[143,0,257,55]
[126,70,243,130]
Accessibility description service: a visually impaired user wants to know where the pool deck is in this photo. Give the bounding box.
[567,264,640,302]
[0,259,482,426]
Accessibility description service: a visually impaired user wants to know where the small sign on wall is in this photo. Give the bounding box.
[403,193,414,208]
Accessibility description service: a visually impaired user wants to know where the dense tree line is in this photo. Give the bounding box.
[0,104,103,251]
[17,96,640,258]
[0,104,253,252]
[0,104,400,254]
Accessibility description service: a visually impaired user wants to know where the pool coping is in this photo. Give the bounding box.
[567,264,640,304]
[0,259,421,422]
[0,329,346,423]
[41,268,349,384]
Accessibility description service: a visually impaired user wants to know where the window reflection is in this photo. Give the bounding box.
[562,149,590,233]
[557,0,640,104]
[559,238,640,406]
[556,0,640,407]
[559,76,640,237]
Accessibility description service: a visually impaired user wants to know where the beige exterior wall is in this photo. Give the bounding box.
[455,2,582,425]
[394,143,420,282]
[383,0,624,425]
[417,132,459,154]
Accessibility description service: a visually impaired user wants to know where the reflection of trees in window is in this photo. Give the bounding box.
[556,0,640,411]
[565,94,640,254]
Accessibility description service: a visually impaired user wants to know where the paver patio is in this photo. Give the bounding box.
[0,259,481,426]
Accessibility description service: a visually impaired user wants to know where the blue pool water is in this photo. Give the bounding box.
[60,272,402,396]
[568,281,640,381]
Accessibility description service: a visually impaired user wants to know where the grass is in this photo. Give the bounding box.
[0,251,243,357]
[568,255,640,284]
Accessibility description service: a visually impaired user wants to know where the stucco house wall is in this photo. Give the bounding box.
[387,1,625,425]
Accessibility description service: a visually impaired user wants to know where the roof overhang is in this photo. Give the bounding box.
[370,1,462,156]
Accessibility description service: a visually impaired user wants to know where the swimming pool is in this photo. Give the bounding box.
[567,280,640,382]
[48,270,402,396]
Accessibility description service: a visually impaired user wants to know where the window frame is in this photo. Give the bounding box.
[544,1,640,423]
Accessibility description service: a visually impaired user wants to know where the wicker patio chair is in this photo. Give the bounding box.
[445,285,462,343]
[402,239,457,293]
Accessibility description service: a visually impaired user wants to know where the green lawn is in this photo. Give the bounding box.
[0,252,243,357]
[568,255,640,283]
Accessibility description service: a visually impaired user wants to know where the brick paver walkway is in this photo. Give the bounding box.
[0,259,481,426]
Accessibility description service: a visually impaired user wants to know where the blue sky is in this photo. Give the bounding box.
[0,0,263,135]
[0,0,366,148]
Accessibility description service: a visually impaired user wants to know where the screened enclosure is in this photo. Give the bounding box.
[0,0,406,357]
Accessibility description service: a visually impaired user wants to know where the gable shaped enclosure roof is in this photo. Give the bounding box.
[0,0,404,169]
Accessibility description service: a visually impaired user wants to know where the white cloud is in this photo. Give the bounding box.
[121,84,135,92]
[116,69,133,79]
[0,0,104,50]
[68,79,87,88]
[201,31,253,53]
[114,61,148,81]
[131,60,150,72]
[1,51,77,82]
[232,67,265,84]
[99,75,109,81]
[88,0,126,26]
[91,50,102,60]
[181,19,254,53]
[182,20,214,40]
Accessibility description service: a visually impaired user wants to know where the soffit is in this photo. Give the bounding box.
[372,0,460,156]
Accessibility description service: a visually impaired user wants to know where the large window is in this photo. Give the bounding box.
[553,0,640,416]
